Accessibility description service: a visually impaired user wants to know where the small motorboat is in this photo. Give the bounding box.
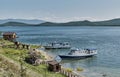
[59,48,97,59]
[44,41,71,49]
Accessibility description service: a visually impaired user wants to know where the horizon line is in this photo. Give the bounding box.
[0,17,120,23]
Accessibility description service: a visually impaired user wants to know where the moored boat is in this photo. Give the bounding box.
[59,48,97,59]
[44,41,71,49]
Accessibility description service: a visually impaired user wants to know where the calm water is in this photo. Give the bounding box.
[0,26,120,77]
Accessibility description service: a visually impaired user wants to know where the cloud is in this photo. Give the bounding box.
[41,16,98,22]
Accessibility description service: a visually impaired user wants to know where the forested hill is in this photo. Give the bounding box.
[1,18,120,26]
[37,18,120,26]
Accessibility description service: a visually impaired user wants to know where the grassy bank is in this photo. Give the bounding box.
[0,38,66,77]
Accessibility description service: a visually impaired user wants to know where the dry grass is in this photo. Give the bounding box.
[65,68,73,73]
[76,67,84,72]
[0,38,66,77]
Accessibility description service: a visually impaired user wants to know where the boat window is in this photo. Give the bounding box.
[66,43,68,45]
[68,52,72,55]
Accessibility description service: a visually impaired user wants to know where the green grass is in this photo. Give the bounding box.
[65,68,73,73]
[76,67,84,72]
[0,39,66,77]
[30,44,41,49]
[24,63,65,77]
[2,53,66,77]
[3,53,66,77]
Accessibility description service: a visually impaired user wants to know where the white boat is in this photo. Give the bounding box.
[59,48,97,59]
[44,41,71,49]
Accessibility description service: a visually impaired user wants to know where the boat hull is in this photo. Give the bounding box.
[59,55,94,59]
[44,46,71,49]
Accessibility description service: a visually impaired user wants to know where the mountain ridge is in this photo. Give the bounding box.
[1,18,120,26]
[0,19,45,24]
[0,21,31,26]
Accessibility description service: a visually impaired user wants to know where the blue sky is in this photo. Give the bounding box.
[0,0,120,22]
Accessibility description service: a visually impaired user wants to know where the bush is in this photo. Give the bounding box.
[76,67,83,71]
[66,68,72,72]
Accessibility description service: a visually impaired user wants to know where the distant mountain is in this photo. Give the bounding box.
[1,18,120,26]
[94,18,120,26]
[36,20,95,26]
[0,21,30,26]
[0,19,45,24]
[37,18,120,26]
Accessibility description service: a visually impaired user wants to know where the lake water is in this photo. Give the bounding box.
[0,26,120,77]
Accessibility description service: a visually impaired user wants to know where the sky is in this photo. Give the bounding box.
[0,0,120,22]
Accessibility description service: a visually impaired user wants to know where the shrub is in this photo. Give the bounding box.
[76,67,83,71]
[66,68,72,72]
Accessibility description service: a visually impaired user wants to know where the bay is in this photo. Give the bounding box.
[0,26,120,77]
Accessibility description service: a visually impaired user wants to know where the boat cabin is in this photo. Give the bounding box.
[44,41,71,49]
[68,48,97,55]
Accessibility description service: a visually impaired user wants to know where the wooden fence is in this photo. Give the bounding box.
[59,68,82,77]
[37,61,82,77]
[14,42,31,50]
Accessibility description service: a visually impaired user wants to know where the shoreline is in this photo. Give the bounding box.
[35,48,53,61]
[22,44,85,77]
[0,38,84,77]
[0,38,66,77]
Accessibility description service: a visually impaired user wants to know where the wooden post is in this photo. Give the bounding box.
[68,72,71,77]
[22,44,25,49]
[64,70,66,75]
[26,45,28,49]
[66,71,68,76]
[17,44,20,49]
[61,69,63,73]
[26,45,30,50]
[60,69,62,73]
[24,44,26,49]
[64,71,66,76]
